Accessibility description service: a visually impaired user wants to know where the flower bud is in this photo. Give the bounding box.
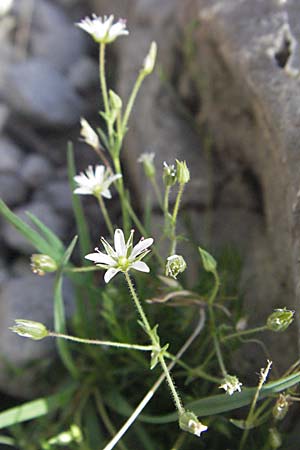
[165,254,187,279]
[142,41,157,75]
[219,374,242,395]
[198,247,217,273]
[163,162,177,187]
[266,308,294,332]
[47,424,82,445]
[10,319,49,340]
[138,152,156,179]
[109,89,122,111]
[272,394,289,421]
[176,160,190,185]
[31,254,58,276]
[80,118,100,151]
[269,428,282,449]
[179,410,208,437]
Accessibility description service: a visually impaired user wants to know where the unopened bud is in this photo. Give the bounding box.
[138,152,156,179]
[80,118,100,151]
[109,89,122,111]
[179,410,208,437]
[10,319,49,340]
[163,162,177,187]
[272,394,289,421]
[142,41,157,75]
[176,160,190,185]
[31,254,57,276]
[165,254,187,279]
[269,428,282,449]
[47,424,82,445]
[266,308,294,332]
[198,247,217,273]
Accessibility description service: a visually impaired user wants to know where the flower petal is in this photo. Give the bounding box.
[131,238,154,258]
[95,165,105,181]
[85,252,115,265]
[74,187,93,195]
[104,267,121,283]
[114,229,126,256]
[131,261,150,273]
[101,189,112,199]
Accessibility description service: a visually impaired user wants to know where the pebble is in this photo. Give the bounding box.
[68,56,99,92]
[0,173,28,206]
[0,137,24,173]
[22,154,53,188]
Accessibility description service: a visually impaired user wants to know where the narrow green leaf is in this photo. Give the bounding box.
[26,212,65,256]
[54,236,78,378]
[0,436,16,446]
[0,200,56,257]
[67,143,92,258]
[0,385,76,430]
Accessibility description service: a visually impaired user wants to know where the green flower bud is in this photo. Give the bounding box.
[163,162,177,187]
[109,89,122,111]
[47,424,82,445]
[176,160,190,185]
[10,319,49,340]
[179,410,208,437]
[31,254,57,276]
[165,254,187,279]
[269,428,282,449]
[272,394,289,421]
[138,152,156,179]
[198,247,217,273]
[266,308,294,332]
[142,41,157,75]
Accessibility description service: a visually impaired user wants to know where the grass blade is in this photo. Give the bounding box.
[26,212,65,255]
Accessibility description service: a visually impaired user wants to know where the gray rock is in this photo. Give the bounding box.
[68,56,99,92]
[2,201,67,254]
[28,0,69,32]
[4,59,85,128]
[0,137,24,173]
[22,154,53,188]
[0,275,74,397]
[0,103,9,132]
[0,173,28,206]
[31,25,89,73]
[37,180,73,215]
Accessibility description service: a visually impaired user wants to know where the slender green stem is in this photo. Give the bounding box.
[150,177,163,209]
[164,185,171,218]
[49,331,153,352]
[122,71,145,135]
[223,326,268,342]
[113,156,130,236]
[65,266,102,273]
[97,195,114,239]
[99,43,110,116]
[124,272,184,414]
[169,184,185,255]
[208,271,227,377]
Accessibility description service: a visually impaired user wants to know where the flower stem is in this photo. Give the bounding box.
[49,331,153,352]
[113,156,130,237]
[124,272,184,415]
[122,71,145,135]
[97,194,114,239]
[169,184,185,255]
[99,43,109,116]
[223,325,268,342]
[208,271,227,377]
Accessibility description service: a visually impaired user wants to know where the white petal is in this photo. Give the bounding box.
[114,229,126,256]
[131,261,150,272]
[104,267,121,283]
[85,252,115,265]
[95,165,105,181]
[101,189,112,199]
[131,238,154,258]
[74,187,93,195]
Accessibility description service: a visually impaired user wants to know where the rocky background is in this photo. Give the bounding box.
[0,0,299,400]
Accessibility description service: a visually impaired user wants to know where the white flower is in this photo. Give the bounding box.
[76,14,129,44]
[0,0,13,17]
[219,375,242,396]
[85,228,154,283]
[137,152,155,164]
[188,419,208,437]
[80,118,100,150]
[73,165,121,198]
[142,41,157,75]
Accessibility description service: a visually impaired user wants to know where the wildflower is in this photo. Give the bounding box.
[0,0,13,17]
[138,152,156,179]
[165,254,187,279]
[176,160,190,185]
[266,308,294,332]
[73,165,121,198]
[76,14,129,44]
[219,374,242,395]
[163,162,177,187]
[85,228,153,283]
[10,319,49,340]
[142,41,157,75]
[80,118,100,151]
[31,254,57,276]
[179,410,208,437]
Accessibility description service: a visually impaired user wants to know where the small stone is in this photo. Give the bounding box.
[0,137,24,173]
[0,173,28,206]
[4,59,85,128]
[33,180,73,215]
[22,155,53,188]
[68,56,99,92]
[2,201,67,254]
